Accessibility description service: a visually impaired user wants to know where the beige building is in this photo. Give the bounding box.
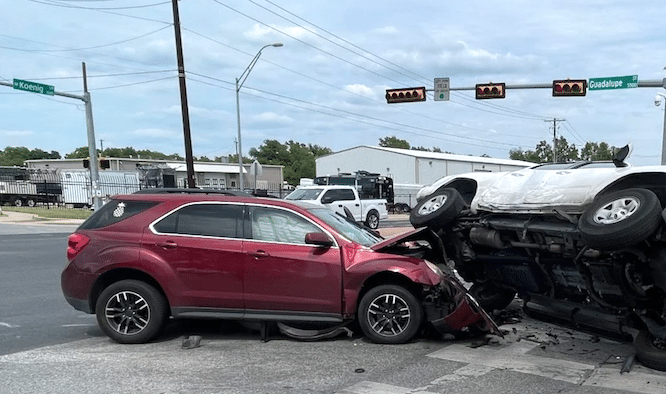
[25,157,284,191]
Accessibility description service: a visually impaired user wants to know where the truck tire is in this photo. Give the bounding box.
[579,188,661,251]
[13,198,23,207]
[634,330,666,371]
[410,188,466,230]
[365,210,380,229]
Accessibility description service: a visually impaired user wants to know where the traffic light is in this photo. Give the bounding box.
[552,79,587,97]
[385,87,427,104]
[82,157,110,169]
[475,83,505,99]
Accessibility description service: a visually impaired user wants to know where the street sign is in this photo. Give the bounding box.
[588,75,638,91]
[12,79,54,96]
[434,77,450,101]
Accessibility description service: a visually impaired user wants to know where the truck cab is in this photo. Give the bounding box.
[285,185,388,229]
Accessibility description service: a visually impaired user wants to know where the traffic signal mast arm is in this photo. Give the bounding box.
[384,78,666,103]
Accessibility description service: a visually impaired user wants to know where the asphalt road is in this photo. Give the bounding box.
[3,222,666,393]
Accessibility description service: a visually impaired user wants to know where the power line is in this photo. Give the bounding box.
[27,0,170,10]
[186,73,529,151]
[0,26,171,52]
[221,0,555,124]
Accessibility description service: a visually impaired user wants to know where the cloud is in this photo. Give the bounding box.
[132,128,179,139]
[1,129,34,137]
[245,24,311,41]
[251,111,293,125]
[343,84,374,97]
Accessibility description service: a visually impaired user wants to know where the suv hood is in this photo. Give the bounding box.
[371,227,443,254]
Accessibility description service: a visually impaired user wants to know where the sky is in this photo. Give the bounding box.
[1,0,666,166]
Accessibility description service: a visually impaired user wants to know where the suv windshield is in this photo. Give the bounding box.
[308,208,382,246]
[285,188,323,201]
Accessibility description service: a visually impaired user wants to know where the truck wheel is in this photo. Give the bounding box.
[579,188,661,251]
[13,198,23,207]
[634,330,666,371]
[410,188,466,230]
[365,210,380,229]
[95,280,169,344]
[358,285,423,344]
[26,199,36,207]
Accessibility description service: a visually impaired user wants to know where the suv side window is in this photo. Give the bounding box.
[153,203,243,238]
[250,206,319,245]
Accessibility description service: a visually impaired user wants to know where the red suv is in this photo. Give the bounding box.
[62,193,498,344]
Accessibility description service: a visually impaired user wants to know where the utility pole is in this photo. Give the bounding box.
[545,118,565,162]
[82,62,103,211]
[171,0,196,188]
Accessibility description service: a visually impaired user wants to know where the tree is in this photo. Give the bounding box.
[580,142,616,161]
[510,138,615,164]
[249,139,332,185]
[0,146,62,166]
[379,136,410,149]
[65,147,92,159]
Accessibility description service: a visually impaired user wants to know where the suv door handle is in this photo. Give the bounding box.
[249,250,270,258]
[158,241,178,249]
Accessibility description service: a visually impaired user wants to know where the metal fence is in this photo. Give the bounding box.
[0,168,291,208]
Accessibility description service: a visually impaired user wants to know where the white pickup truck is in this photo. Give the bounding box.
[285,185,388,229]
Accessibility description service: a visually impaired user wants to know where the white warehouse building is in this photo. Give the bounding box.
[316,146,533,207]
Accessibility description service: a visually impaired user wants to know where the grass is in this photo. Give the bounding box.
[2,206,92,220]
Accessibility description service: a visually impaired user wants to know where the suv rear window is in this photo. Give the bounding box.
[79,200,158,230]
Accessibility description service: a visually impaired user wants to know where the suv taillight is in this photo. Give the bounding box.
[67,233,90,261]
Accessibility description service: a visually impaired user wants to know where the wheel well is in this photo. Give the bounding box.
[598,173,666,208]
[437,179,477,206]
[357,272,423,308]
[89,269,169,314]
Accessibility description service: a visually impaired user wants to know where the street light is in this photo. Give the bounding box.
[655,92,666,165]
[235,42,283,190]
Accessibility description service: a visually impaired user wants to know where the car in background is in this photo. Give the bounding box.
[285,185,388,229]
[62,193,499,344]
[409,146,666,371]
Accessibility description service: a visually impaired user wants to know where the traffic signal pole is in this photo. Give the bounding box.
[0,62,103,210]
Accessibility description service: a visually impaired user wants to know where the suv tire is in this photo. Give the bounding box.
[579,188,661,251]
[96,280,169,344]
[410,188,466,230]
[358,285,423,344]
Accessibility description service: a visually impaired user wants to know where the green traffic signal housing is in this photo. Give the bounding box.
[552,79,587,97]
[385,87,427,104]
[475,83,506,99]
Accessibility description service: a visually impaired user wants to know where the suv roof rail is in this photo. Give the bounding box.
[133,188,252,196]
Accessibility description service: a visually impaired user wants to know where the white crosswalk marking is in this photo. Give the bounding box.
[337,381,437,394]
[428,341,593,384]
[428,341,666,393]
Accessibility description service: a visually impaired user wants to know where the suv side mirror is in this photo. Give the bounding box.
[321,196,334,204]
[305,232,334,247]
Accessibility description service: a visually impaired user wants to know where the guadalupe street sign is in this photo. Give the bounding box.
[12,78,54,96]
[588,75,638,91]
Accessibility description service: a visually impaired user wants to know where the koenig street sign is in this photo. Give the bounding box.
[434,77,450,101]
[588,75,638,91]
[12,79,54,96]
